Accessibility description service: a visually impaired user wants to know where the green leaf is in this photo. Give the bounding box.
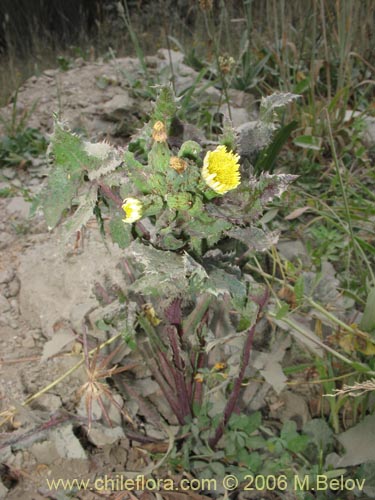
[178,140,202,160]
[148,141,171,173]
[42,121,92,227]
[254,121,297,174]
[260,92,300,123]
[293,135,322,151]
[43,164,81,229]
[226,226,280,252]
[62,187,98,240]
[229,412,262,434]
[151,85,177,127]
[294,276,305,306]
[359,287,375,334]
[275,301,289,319]
[109,216,132,249]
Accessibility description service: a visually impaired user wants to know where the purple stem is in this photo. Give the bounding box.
[167,326,191,420]
[208,289,269,449]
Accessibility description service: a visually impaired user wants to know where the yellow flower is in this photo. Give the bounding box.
[213,362,226,371]
[194,374,204,383]
[152,121,167,143]
[202,145,241,194]
[122,198,143,224]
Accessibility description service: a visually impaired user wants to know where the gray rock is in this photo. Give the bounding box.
[0,479,8,499]
[21,335,35,348]
[18,230,125,336]
[30,440,60,464]
[220,105,251,128]
[1,167,16,180]
[34,393,62,412]
[50,424,87,459]
[6,197,31,219]
[87,424,125,447]
[277,239,309,263]
[0,268,15,284]
[0,232,14,249]
[5,278,20,297]
[0,294,11,314]
[363,116,375,148]
[103,93,135,121]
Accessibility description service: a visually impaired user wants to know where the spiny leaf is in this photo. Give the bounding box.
[85,141,123,180]
[42,164,81,229]
[151,85,177,127]
[109,215,133,249]
[260,92,300,123]
[226,226,280,252]
[62,187,98,240]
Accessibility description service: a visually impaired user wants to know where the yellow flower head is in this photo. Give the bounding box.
[152,121,167,143]
[213,362,226,371]
[122,198,143,224]
[202,145,241,194]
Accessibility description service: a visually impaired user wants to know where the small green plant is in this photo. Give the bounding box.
[38,86,306,479]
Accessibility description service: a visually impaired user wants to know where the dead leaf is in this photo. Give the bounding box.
[331,414,375,467]
[284,206,310,220]
[41,330,76,362]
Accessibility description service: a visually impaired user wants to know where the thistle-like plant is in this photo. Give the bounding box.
[39,86,298,447]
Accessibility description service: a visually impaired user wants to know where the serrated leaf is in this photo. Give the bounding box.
[151,85,177,126]
[85,140,122,180]
[226,226,280,252]
[260,92,300,123]
[62,187,98,239]
[250,172,298,205]
[43,164,81,228]
[109,216,132,248]
[128,240,188,297]
[43,121,98,228]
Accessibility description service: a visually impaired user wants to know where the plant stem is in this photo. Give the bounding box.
[167,326,191,420]
[208,289,269,449]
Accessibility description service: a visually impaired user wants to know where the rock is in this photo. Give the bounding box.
[87,424,125,447]
[21,335,35,348]
[363,116,375,148]
[77,394,102,422]
[18,230,125,336]
[0,295,11,314]
[0,480,8,499]
[219,104,251,128]
[157,48,184,66]
[0,268,15,284]
[103,93,135,121]
[107,393,124,426]
[0,232,15,249]
[33,393,62,412]
[1,167,16,180]
[30,440,60,464]
[50,424,87,459]
[277,239,309,263]
[5,278,20,297]
[6,197,31,219]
